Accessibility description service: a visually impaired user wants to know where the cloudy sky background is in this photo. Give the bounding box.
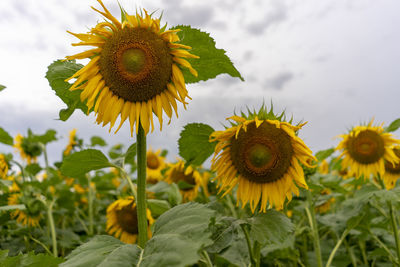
[0,0,399,165]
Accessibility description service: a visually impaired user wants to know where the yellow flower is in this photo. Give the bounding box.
[73,184,87,194]
[14,134,39,164]
[318,160,329,174]
[0,154,8,179]
[315,189,335,213]
[382,147,400,190]
[8,193,41,227]
[65,0,198,135]
[336,120,400,179]
[146,148,166,184]
[106,196,154,244]
[64,129,77,156]
[164,160,206,202]
[210,109,316,212]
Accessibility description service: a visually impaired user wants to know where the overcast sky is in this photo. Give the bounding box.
[1,0,400,165]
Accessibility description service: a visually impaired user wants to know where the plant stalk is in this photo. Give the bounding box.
[389,200,400,266]
[305,191,323,267]
[47,200,57,257]
[241,224,256,266]
[136,122,148,248]
[326,228,351,267]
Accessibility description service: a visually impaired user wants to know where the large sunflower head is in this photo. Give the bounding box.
[382,147,400,190]
[64,129,78,156]
[210,106,316,212]
[106,196,154,244]
[336,120,400,179]
[65,0,198,135]
[164,160,205,202]
[0,154,9,179]
[14,134,41,164]
[8,193,42,227]
[146,148,166,184]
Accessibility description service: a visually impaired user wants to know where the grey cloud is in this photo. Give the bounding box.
[161,0,215,27]
[264,71,294,90]
[246,2,288,35]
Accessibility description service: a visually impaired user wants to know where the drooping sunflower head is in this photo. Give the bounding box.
[146,148,166,184]
[64,129,78,156]
[315,189,335,214]
[8,193,42,227]
[382,147,400,190]
[336,120,400,179]
[210,105,316,212]
[164,160,205,202]
[14,134,42,164]
[65,0,198,135]
[106,196,154,244]
[0,153,9,179]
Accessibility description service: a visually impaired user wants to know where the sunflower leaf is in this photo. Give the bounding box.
[247,210,294,245]
[315,148,335,161]
[385,118,400,133]
[0,127,13,146]
[30,129,58,145]
[46,60,89,121]
[179,123,216,166]
[61,149,112,177]
[172,25,244,83]
[147,199,171,217]
[60,235,141,267]
[90,136,107,147]
[0,250,63,267]
[0,85,5,92]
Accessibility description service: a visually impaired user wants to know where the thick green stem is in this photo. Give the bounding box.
[11,160,26,182]
[87,174,94,236]
[253,241,261,267]
[358,240,368,265]
[241,224,256,266]
[136,123,148,248]
[201,250,213,267]
[389,200,400,266]
[47,200,57,257]
[41,143,50,172]
[326,228,351,267]
[306,191,323,267]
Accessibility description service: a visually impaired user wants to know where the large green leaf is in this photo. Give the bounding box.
[60,235,141,267]
[61,149,113,177]
[0,250,63,267]
[172,25,244,83]
[0,127,13,146]
[178,123,216,166]
[46,60,88,121]
[146,199,171,217]
[248,210,294,245]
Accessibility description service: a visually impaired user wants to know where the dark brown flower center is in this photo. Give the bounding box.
[171,168,196,191]
[116,205,138,235]
[347,130,384,164]
[230,121,294,184]
[99,27,173,102]
[147,153,160,170]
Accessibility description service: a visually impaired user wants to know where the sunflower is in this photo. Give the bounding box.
[210,107,316,212]
[315,189,335,213]
[64,129,78,156]
[14,134,41,164]
[382,147,400,190]
[106,196,154,244]
[0,154,8,179]
[336,120,400,179]
[8,193,41,227]
[318,160,329,175]
[146,148,166,184]
[164,160,206,202]
[65,0,198,135]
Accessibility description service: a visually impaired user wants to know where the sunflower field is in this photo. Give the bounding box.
[1,1,400,267]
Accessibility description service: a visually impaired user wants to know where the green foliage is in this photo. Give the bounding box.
[90,136,107,147]
[61,149,113,177]
[60,236,141,267]
[29,129,57,145]
[0,127,13,146]
[25,163,42,176]
[315,148,335,161]
[0,204,26,211]
[0,250,63,267]
[0,84,5,92]
[46,60,88,121]
[178,123,216,166]
[385,118,400,132]
[146,199,171,217]
[172,25,244,83]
